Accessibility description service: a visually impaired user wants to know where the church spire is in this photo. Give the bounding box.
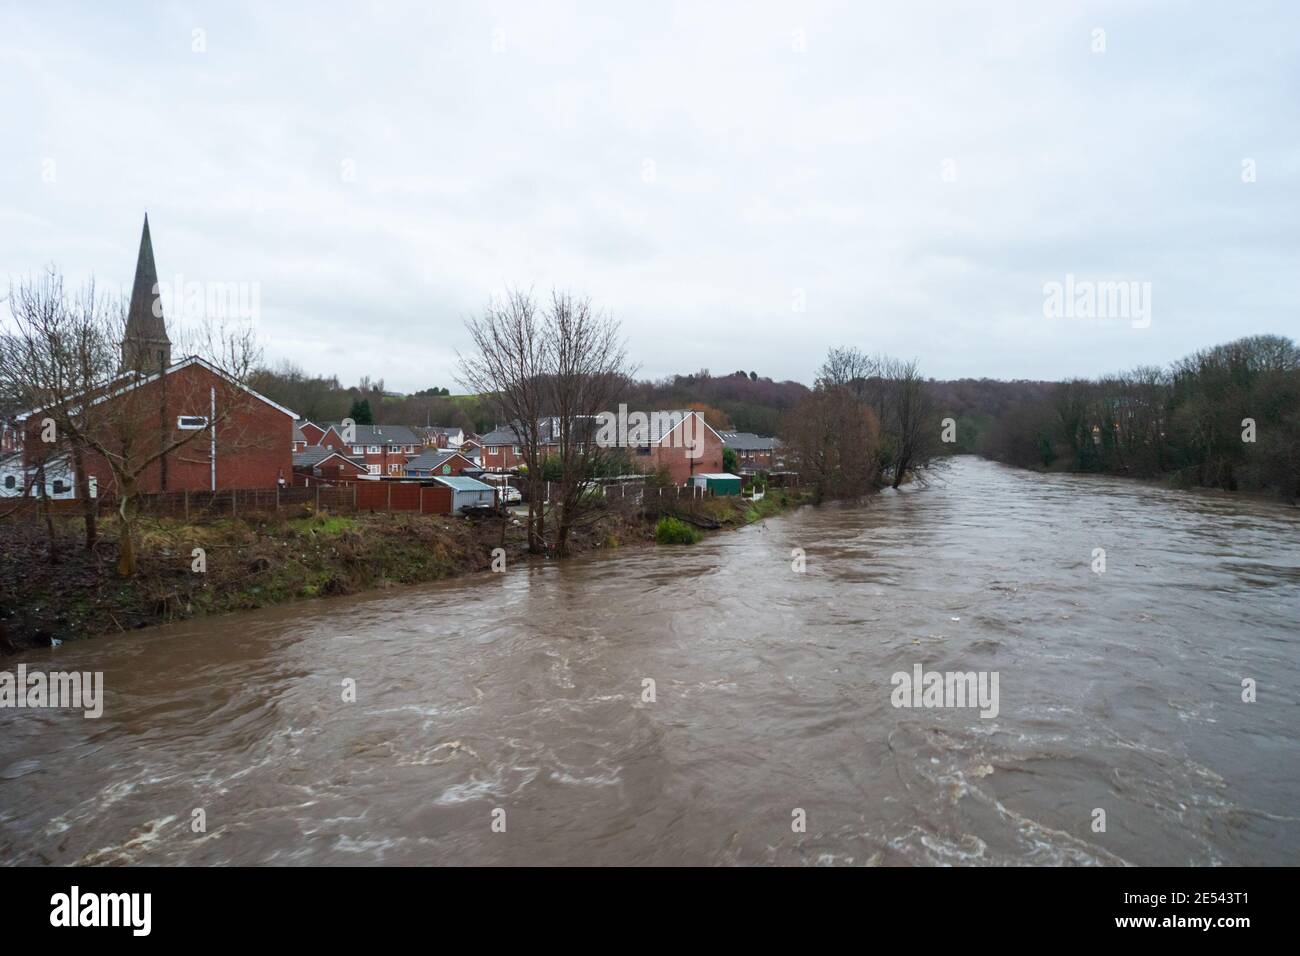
[121,213,171,372]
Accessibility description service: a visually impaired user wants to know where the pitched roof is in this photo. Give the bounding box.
[320,423,422,447]
[293,445,365,468]
[616,409,724,446]
[479,424,526,445]
[432,475,494,492]
[16,355,299,422]
[406,449,471,471]
[642,410,695,443]
[480,416,602,446]
[124,214,169,347]
[720,431,779,451]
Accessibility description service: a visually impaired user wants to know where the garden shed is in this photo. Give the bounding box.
[433,475,497,514]
[689,472,742,495]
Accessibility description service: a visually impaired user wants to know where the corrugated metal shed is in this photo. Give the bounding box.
[432,475,497,513]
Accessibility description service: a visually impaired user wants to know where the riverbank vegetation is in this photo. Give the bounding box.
[655,516,700,544]
[0,481,809,652]
[0,502,631,652]
[975,335,1299,499]
[779,347,941,502]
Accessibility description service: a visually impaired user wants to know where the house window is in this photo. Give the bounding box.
[352,446,364,455]
[177,415,208,430]
[512,445,520,455]
[367,464,380,475]
[367,445,380,454]
[3,475,14,489]
[52,479,67,495]
[388,464,401,474]
[487,446,500,454]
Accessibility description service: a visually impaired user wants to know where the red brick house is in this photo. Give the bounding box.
[412,425,465,449]
[21,356,296,495]
[478,424,530,471]
[479,410,723,484]
[292,447,369,485]
[298,421,326,445]
[478,418,595,471]
[458,435,482,461]
[404,449,477,478]
[720,431,781,472]
[15,218,296,496]
[634,410,725,484]
[318,423,422,476]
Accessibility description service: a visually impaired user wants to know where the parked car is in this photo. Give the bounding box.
[498,485,522,504]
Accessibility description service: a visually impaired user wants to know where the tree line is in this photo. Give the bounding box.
[976,334,1300,499]
[247,361,813,438]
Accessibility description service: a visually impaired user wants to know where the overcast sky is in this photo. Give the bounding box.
[3,1,1297,392]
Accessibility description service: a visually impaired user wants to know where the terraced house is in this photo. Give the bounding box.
[720,431,782,473]
[414,425,465,449]
[291,446,369,485]
[479,410,723,485]
[404,449,478,478]
[478,422,533,471]
[318,423,423,476]
[630,410,724,484]
[298,421,327,445]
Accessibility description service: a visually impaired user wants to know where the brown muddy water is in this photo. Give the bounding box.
[2,457,1297,865]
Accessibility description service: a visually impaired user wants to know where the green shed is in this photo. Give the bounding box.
[691,472,742,495]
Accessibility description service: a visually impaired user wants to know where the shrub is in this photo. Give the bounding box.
[655,516,701,545]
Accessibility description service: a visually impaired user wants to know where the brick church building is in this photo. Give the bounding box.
[17,216,296,496]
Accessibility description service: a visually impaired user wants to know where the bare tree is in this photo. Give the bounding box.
[2,269,266,576]
[1,270,116,552]
[781,386,880,503]
[85,315,264,576]
[882,357,934,489]
[458,290,550,553]
[817,348,937,488]
[542,291,632,557]
[816,345,875,403]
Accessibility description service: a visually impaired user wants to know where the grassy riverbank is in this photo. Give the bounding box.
[0,488,808,653]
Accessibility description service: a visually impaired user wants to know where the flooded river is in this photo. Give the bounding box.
[2,457,1298,865]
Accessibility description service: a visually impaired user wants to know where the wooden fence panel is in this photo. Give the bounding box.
[3,475,720,524]
[420,485,452,515]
